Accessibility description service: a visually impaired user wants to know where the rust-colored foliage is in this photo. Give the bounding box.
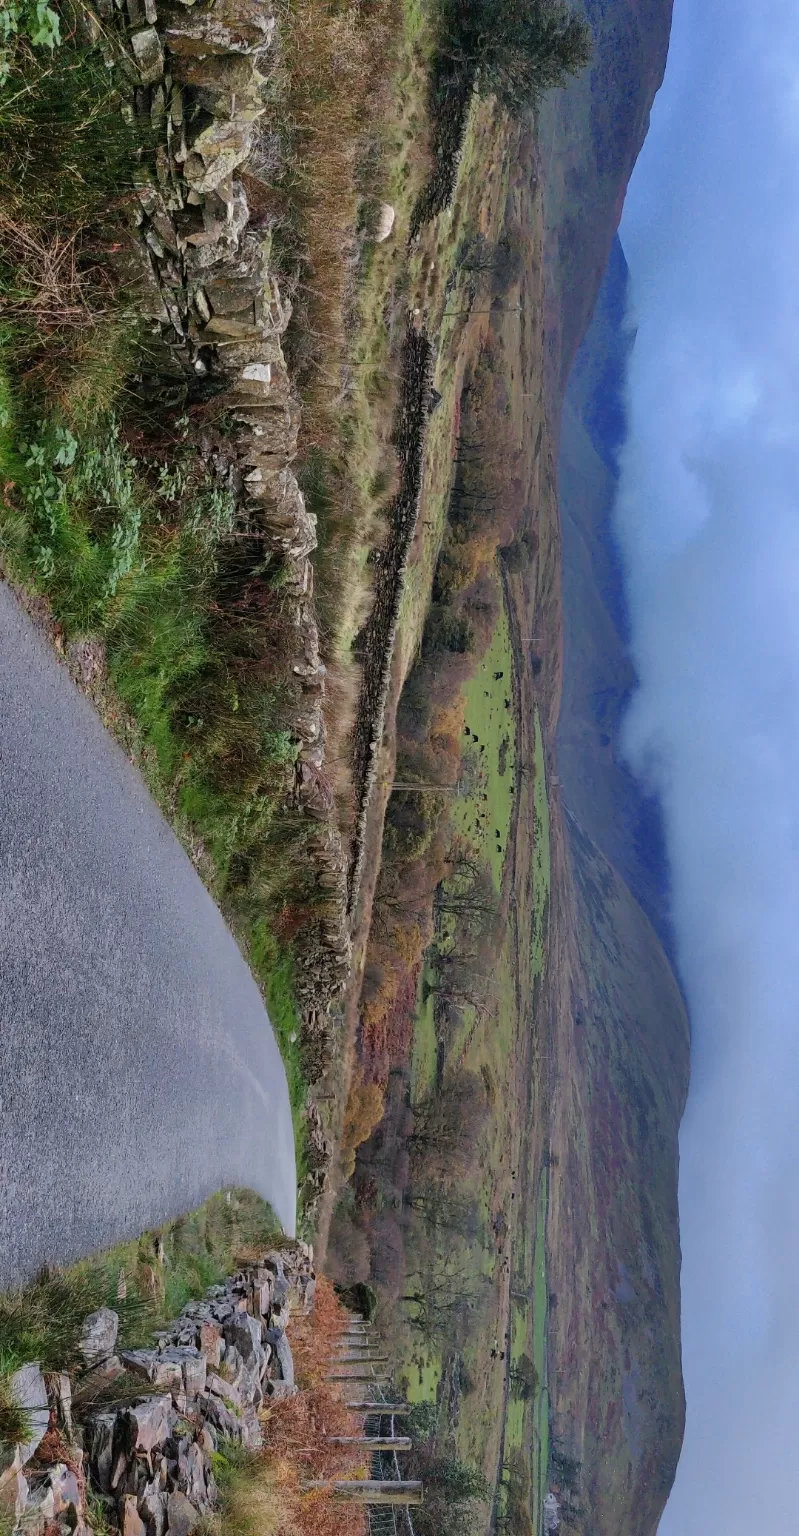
[261,1279,368,1536]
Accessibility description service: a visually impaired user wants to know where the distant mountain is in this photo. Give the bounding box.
[558,236,674,949]
[532,4,691,1534]
[540,0,676,397]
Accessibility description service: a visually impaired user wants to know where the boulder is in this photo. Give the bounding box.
[374,202,396,243]
[199,1393,242,1441]
[177,1441,206,1507]
[169,51,262,98]
[265,1380,297,1401]
[79,1308,120,1367]
[222,1312,261,1367]
[206,1371,242,1411]
[184,118,257,194]
[139,1486,168,1536]
[205,275,264,316]
[121,1350,181,1392]
[126,1396,175,1456]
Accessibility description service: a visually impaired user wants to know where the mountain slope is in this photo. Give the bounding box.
[529,3,690,1532]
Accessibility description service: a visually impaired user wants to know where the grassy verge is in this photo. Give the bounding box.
[0,354,308,1138]
[0,1189,281,1434]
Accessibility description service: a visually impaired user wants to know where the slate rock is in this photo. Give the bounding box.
[199,1394,241,1442]
[121,1494,147,1536]
[165,0,275,58]
[49,1463,81,1516]
[198,1323,223,1367]
[223,1313,261,1366]
[86,1413,118,1494]
[11,1364,51,1465]
[177,1442,206,1507]
[131,27,165,86]
[264,1328,294,1386]
[139,1486,168,1536]
[265,1380,297,1401]
[166,1490,200,1536]
[206,1371,242,1410]
[122,1350,181,1392]
[126,1396,175,1455]
[79,1308,120,1366]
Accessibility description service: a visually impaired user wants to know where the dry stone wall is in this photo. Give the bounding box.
[3,1243,316,1536]
[98,0,352,1032]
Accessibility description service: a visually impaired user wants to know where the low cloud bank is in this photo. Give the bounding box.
[615,0,799,1528]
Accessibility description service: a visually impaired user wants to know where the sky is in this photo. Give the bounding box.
[614,0,799,1529]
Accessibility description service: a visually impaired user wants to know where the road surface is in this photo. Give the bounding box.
[0,582,296,1288]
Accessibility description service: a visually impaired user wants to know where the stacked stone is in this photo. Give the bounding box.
[5,1245,316,1536]
[101,0,353,1067]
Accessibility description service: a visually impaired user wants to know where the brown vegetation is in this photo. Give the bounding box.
[254,1276,369,1536]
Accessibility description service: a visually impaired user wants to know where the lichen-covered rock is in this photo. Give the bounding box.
[165,0,276,58]
[184,119,256,193]
[131,27,164,84]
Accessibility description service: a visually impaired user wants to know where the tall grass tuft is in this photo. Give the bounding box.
[0,1265,153,1375]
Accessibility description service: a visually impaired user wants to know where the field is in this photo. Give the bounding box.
[339,76,566,1529]
[451,604,517,890]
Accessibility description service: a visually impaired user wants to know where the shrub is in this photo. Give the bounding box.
[340,1075,386,1180]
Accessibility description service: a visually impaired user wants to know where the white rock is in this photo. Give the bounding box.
[242,363,272,385]
[374,203,396,243]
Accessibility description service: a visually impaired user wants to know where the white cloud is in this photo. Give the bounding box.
[614,0,799,1528]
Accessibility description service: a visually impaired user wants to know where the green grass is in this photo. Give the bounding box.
[0,346,311,1171]
[451,597,516,890]
[250,922,306,1143]
[411,964,438,1095]
[0,1189,281,1383]
[531,707,550,978]
[406,1346,444,1405]
[0,1186,281,1456]
[503,1303,529,1453]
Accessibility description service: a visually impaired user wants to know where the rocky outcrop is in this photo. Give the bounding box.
[6,1243,316,1536]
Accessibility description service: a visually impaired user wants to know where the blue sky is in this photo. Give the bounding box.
[616,0,799,1528]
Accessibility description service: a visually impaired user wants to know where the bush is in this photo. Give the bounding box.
[334,1281,378,1323]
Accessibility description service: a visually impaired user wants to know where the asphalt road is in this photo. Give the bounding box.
[0,583,296,1289]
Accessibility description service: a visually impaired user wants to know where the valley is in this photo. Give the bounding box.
[0,3,691,1535]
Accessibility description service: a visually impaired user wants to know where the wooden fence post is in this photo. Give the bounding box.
[305,1481,423,1506]
[328,1437,412,1451]
[327,1370,391,1382]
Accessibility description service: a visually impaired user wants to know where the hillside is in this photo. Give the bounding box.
[535,1,692,1531]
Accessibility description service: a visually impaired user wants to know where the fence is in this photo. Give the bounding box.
[326,1315,421,1536]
